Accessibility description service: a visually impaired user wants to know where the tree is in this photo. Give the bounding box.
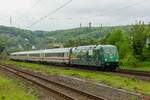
[0,34,10,54]
[106,29,123,45]
[64,38,81,47]
[105,29,132,59]
[130,21,147,60]
[0,34,21,54]
[143,22,150,60]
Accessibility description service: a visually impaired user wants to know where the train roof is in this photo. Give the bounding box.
[11,45,116,55]
[43,48,71,53]
[72,45,116,49]
[11,48,71,55]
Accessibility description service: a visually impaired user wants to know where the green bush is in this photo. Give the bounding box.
[122,53,141,67]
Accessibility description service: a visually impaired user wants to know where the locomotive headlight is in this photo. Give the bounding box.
[105,58,107,61]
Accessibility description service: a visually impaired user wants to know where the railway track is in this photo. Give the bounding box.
[115,69,150,78]
[2,62,150,80]
[0,64,106,100]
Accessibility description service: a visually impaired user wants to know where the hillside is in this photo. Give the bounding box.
[0,25,129,53]
[43,26,130,42]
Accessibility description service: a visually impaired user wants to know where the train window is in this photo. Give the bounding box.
[61,53,64,57]
[103,47,117,54]
[29,54,40,57]
[56,53,64,57]
[12,54,16,56]
[45,52,64,57]
[45,53,51,57]
[18,54,26,56]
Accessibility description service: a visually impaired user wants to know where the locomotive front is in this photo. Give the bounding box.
[102,45,119,70]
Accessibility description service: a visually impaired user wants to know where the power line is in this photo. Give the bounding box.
[84,0,148,19]
[46,0,148,22]
[16,0,41,22]
[101,0,149,25]
[26,0,148,29]
[27,0,72,28]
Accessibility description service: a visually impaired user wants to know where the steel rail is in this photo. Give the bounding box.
[0,64,106,100]
[115,69,150,77]
[0,65,75,100]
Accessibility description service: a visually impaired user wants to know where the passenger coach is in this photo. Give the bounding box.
[10,45,119,70]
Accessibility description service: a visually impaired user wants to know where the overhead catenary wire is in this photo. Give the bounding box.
[48,0,148,21]
[16,0,41,22]
[102,0,149,25]
[23,0,148,29]
[79,0,149,19]
[56,0,149,26]
[27,0,72,28]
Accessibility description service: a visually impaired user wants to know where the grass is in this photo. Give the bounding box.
[122,61,150,71]
[3,60,150,96]
[0,71,39,100]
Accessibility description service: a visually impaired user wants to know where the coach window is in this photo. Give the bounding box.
[45,53,50,57]
[52,53,55,57]
[29,54,40,57]
[45,53,49,57]
[57,53,59,57]
[21,54,27,57]
[55,53,58,57]
[60,53,64,57]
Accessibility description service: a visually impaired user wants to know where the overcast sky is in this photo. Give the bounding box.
[0,0,149,31]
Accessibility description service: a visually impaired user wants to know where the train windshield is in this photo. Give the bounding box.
[103,46,117,55]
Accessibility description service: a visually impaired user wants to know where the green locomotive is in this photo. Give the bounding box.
[10,45,119,70]
[70,45,119,70]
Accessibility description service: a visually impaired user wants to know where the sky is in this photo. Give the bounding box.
[0,0,149,31]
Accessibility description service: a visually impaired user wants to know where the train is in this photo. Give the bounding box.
[10,45,119,70]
